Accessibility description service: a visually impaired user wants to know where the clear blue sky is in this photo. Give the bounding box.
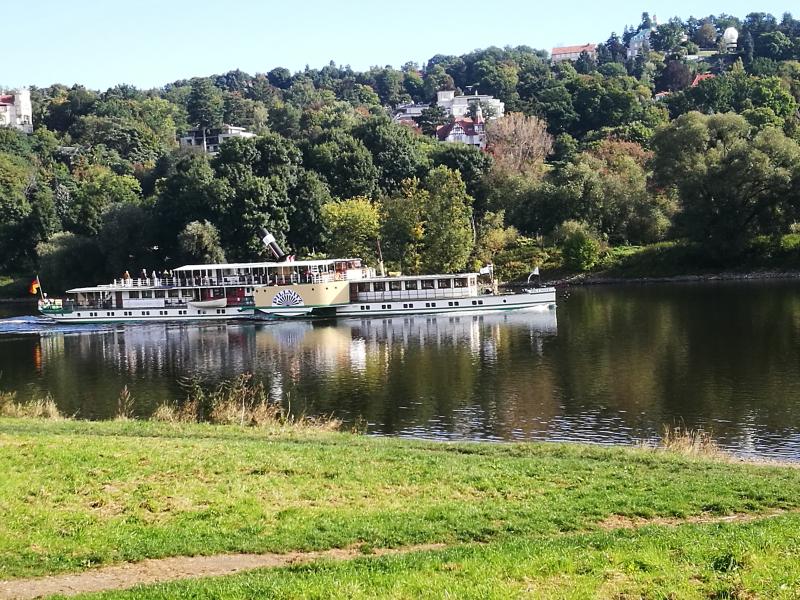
[5,0,793,90]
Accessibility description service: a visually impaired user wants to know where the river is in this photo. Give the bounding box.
[2,281,800,459]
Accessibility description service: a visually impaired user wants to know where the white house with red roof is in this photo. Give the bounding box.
[551,44,597,64]
[0,89,33,134]
[436,104,487,149]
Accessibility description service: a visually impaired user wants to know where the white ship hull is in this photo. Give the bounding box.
[253,288,556,320]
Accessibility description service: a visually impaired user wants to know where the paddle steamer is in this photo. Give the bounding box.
[38,232,555,323]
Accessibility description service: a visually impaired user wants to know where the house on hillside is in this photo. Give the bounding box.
[436,105,487,149]
[436,90,504,119]
[179,124,255,154]
[0,89,33,134]
[551,44,597,64]
[392,102,429,125]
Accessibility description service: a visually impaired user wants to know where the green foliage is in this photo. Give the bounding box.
[652,111,800,257]
[4,14,800,278]
[186,78,224,131]
[306,131,379,199]
[321,196,380,261]
[177,220,226,264]
[420,167,474,273]
[36,232,104,291]
[555,220,601,271]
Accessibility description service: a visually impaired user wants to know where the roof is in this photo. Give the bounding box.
[173,259,362,271]
[551,44,596,56]
[0,94,14,105]
[691,73,715,87]
[436,118,482,140]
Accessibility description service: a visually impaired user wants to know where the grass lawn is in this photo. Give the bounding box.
[1,419,800,597]
[78,515,800,599]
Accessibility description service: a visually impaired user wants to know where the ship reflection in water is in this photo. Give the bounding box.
[8,280,800,460]
[18,309,559,442]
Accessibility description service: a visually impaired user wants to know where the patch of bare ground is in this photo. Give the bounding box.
[0,543,445,600]
[596,507,794,531]
[4,508,799,600]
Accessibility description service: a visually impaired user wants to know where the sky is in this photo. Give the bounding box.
[3,0,794,90]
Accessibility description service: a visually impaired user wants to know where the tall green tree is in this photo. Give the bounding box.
[652,111,800,256]
[420,167,474,273]
[186,78,224,150]
[321,196,380,261]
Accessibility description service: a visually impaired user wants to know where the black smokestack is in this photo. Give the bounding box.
[260,228,288,261]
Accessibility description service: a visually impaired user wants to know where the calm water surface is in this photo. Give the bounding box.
[2,282,800,459]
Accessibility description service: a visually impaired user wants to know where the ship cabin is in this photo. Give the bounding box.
[59,259,371,313]
[350,274,479,303]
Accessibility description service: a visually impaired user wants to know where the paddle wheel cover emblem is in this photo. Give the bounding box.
[272,289,304,307]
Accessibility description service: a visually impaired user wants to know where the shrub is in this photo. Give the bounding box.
[554,220,600,271]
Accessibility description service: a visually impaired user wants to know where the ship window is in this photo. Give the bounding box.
[129,291,140,299]
[357,282,370,292]
[454,278,468,288]
[454,301,459,306]
[77,313,81,316]
[421,280,434,289]
[360,305,366,310]
[437,279,451,289]
[372,282,386,292]
[404,280,418,291]
[155,291,165,298]
[478,300,484,305]
[448,302,453,307]
[389,281,402,291]
[141,291,152,298]
[472,301,477,306]
[168,290,179,298]
[425,303,430,308]
[431,303,436,307]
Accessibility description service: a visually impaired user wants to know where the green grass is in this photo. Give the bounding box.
[2,418,800,585]
[76,515,800,599]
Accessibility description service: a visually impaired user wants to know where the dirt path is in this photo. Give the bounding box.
[0,509,795,599]
[0,543,445,600]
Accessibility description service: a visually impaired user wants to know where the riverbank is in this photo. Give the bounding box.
[1,419,800,598]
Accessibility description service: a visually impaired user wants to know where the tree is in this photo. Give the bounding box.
[305,131,379,199]
[414,105,449,137]
[69,166,142,236]
[287,169,331,254]
[652,111,800,256]
[355,118,429,193]
[187,78,224,150]
[178,220,226,264]
[36,232,104,292]
[473,210,518,267]
[380,180,426,274]
[420,167,474,273]
[429,143,494,206]
[486,112,553,175]
[320,197,380,261]
[98,203,155,276]
[694,22,718,48]
[555,220,600,271]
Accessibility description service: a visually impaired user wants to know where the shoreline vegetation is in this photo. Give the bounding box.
[1,412,800,597]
